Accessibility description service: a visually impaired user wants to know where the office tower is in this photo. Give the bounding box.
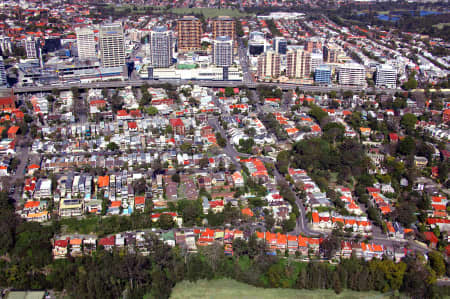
[177,16,202,53]
[0,57,6,86]
[212,16,235,42]
[76,27,96,60]
[150,26,173,68]
[99,23,125,68]
[375,64,397,88]
[287,49,310,79]
[212,36,233,67]
[257,50,280,80]
[305,37,322,53]
[323,44,340,63]
[24,37,38,59]
[338,63,366,86]
[314,65,331,84]
[273,37,287,55]
[248,31,267,56]
[310,51,323,72]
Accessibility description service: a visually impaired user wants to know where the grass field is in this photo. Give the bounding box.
[169,8,250,18]
[169,278,393,299]
[106,5,250,18]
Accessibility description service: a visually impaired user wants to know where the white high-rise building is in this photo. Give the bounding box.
[310,52,323,73]
[338,63,366,86]
[76,27,96,60]
[99,23,125,68]
[24,37,38,59]
[0,36,12,55]
[149,26,173,68]
[286,49,310,79]
[375,64,397,88]
[0,57,6,86]
[212,36,233,67]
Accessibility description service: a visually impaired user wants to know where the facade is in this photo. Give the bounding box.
[287,49,310,79]
[24,37,38,59]
[314,65,331,84]
[149,26,173,68]
[338,63,366,86]
[273,37,287,55]
[99,23,125,68]
[375,64,397,88]
[257,51,280,80]
[0,57,6,86]
[212,36,233,67]
[177,16,202,52]
[212,16,235,43]
[76,27,96,60]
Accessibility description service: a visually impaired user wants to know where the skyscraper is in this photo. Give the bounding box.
[99,23,125,68]
[287,49,310,79]
[150,26,173,68]
[257,50,280,80]
[212,36,233,67]
[177,16,202,53]
[76,27,96,60]
[0,57,6,86]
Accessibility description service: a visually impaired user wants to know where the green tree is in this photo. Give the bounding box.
[402,73,418,90]
[165,125,173,135]
[401,113,418,132]
[428,251,446,277]
[159,214,175,230]
[146,106,158,115]
[398,136,416,156]
[308,104,328,123]
[171,173,180,183]
[106,142,119,151]
[224,87,234,97]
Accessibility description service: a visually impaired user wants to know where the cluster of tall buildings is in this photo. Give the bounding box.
[253,34,398,87]
[255,37,330,82]
[74,23,125,69]
[144,16,236,70]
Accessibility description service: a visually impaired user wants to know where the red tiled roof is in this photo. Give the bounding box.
[99,235,115,246]
[424,231,438,244]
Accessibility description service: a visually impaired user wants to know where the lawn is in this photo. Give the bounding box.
[168,278,393,299]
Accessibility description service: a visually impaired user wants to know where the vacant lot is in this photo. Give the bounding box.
[169,278,393,299]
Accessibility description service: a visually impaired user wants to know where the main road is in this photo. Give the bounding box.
[3,78,397,95]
